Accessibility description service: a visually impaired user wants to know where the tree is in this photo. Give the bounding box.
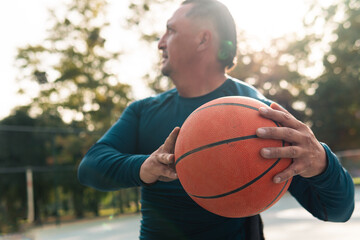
[15,0,132,131]
[127,0,181,93]
[0,108,63,231]
[305,0,360,151]
[228,35,308,121]
[5,0,137,229]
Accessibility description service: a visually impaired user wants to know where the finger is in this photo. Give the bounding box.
[162,127,180,153]
[158,165,178,181]
[260,146,301,159]
[157,153,175,165]
[270,102,290,114]
[273,162,304,183]
[256,127,301,143]
[259,106,301,130]
[159,175,178,182]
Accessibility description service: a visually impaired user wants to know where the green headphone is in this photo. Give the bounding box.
[218,40,234,61]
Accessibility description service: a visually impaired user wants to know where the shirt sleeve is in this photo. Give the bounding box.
[288,143,355,222]
[77,101,149,191]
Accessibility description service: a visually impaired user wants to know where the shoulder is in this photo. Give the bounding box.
[224,77,273,106]
[127,88,178,114]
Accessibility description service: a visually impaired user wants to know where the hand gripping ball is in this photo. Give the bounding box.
[174,96,292,218]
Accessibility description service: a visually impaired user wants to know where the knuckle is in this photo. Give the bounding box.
[284,128,293,138]
[303,124,311,132]
[267,127,276,136]
[164,153,171,161]
[157,153,165,161]
[288,164,299,176]
[283,112,292,121]
[295,121,303,129]
[148,159,155,168]
[304,159,313,169]
[304,134,313,145]
[289,146,297,157]
[274,148,281,156]
[284,164,298,177]
[290,117,303,129]
[147,157,156,167]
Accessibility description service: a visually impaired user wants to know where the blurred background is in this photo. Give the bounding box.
[0,0,359,238]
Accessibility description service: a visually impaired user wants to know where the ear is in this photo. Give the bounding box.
[197,30,212,51]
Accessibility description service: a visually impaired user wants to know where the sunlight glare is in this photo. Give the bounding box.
[220,0,307,48]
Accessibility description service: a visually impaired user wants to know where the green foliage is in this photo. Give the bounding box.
[1,0,138,233]
[0,172,26,232]
[0,108,62,231]
[306,0,360,150]
[229,0,360,153]
[16,0,132,131]
[228,36,307,120]
[127,0,181,93]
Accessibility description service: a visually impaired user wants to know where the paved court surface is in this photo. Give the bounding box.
[262,191,360,240]
[1,188,359,240]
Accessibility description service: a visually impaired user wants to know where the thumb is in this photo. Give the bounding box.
[162,127,180,153]
[270,102,289,114]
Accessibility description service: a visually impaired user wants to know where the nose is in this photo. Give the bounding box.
[158,34,166,50]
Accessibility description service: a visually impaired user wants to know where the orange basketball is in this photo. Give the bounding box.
[174,96,292,218]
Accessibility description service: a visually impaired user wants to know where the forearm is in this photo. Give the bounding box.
[289,143,355,222]
[78,101,150,191]
[78,142,149,191]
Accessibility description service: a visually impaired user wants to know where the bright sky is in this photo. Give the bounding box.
[0,0,310,120]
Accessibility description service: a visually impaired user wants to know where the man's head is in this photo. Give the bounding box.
[181,0,237,69]
[158,0,237,78]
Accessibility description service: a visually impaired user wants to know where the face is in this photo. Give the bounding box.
[158,4,200,77]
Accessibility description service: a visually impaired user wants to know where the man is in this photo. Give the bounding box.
[78,0,354,239]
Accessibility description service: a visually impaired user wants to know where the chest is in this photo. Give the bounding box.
[137,102,195,154]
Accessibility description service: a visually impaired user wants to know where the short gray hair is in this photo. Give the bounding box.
[182,0,237,69]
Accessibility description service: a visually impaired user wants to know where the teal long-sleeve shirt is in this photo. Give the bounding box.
[78,78,354,239]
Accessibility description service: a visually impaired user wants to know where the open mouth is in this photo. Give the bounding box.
[162,51,168,61]
[161,55,168,64]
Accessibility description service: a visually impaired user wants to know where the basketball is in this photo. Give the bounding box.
[174,96,292,218]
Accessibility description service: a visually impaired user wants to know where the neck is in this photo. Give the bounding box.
[172,65,227,98]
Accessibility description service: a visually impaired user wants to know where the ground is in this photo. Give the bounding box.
[1,187,359,240]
